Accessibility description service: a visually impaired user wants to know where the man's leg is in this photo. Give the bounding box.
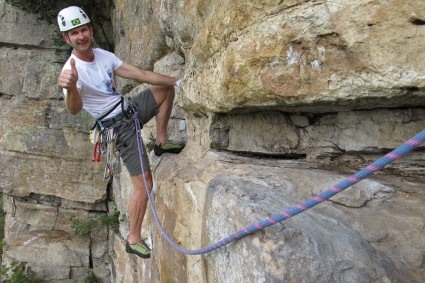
[149,85,175,145]
[128,171,153,244]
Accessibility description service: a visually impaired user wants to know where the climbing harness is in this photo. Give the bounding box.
[90,97,125,179]
[131,106,424,255]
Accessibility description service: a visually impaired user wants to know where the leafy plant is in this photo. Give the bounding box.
[71,210,120,236]
[1,264,40,283]
[70,216,94,236]
[145,134,157,152]
[98,210,120,232]
[84,271,101,283]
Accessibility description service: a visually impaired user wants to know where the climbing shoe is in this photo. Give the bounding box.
[126,240,151,259]
[154,142,184,156]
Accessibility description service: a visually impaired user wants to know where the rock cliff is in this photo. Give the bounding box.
[0,0,424,282]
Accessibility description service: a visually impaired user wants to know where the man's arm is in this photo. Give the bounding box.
[58,58,83,115]
[114,63,178,86]
[64,87,83,115]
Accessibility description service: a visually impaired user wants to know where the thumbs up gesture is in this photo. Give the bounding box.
[58,58,79,91]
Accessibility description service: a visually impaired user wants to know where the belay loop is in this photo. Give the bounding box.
[132,110,425,255]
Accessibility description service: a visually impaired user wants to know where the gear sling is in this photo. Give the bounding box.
[90,97,127,179]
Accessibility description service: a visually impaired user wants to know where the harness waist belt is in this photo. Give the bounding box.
[101,111,126,128]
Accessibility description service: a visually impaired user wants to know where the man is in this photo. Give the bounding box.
[57,6,184,259]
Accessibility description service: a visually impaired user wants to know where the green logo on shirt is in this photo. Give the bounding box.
[71,18,81,26]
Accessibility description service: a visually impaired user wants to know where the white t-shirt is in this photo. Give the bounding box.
[62,48,126,120]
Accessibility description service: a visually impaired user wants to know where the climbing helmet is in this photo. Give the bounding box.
[57,6,90,32]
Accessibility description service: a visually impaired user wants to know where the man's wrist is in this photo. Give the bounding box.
[175,76,187,88]
[67,85,78,94]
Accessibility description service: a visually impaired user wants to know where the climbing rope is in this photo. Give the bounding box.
[133,109,424,255]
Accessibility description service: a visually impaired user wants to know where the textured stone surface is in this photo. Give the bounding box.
[1,0,424,282]
[1,193,110,281]
[0,1,111,281]
[144,148,424,282]
[108,0,424,281]
[180,0,425,113]
[0,0,56,48]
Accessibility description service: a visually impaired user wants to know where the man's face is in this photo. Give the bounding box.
[64,24,93,52]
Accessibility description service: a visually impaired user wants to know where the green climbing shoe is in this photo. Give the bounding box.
[154,141,184,156]
[126,240,151,259]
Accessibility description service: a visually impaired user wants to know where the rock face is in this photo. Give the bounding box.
[0,0,111,281]
[1,0,424,282]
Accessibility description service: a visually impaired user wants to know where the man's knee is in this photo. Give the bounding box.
[151,85,174,100]
[132,171,153,191]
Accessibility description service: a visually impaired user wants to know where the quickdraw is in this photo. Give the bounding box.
[90,97,125,179]
[104,128,118,179]
[92,127,119,179]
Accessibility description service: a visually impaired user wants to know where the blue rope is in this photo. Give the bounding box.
[133,112,424,255]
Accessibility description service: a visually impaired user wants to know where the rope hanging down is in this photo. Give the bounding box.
[133,109,424,255]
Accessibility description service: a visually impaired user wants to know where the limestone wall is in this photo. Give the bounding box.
[112,0,425,282]
[0,0,424,282]
[0,0,111,281]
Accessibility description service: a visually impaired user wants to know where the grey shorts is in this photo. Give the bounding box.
[115,88,158,176]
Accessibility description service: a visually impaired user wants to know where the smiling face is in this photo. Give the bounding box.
[63,24,94,58]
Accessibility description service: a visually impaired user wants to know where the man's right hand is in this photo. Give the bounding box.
[59,58,83,115]
[58,58,79,91]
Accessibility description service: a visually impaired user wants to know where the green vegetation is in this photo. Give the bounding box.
[0,193,5,263]
[84,271,102,283]
[99,210,120,232]
[71,216,94,236]
[146,135,157,152]
[0,194,39,282]
[71,210,120,236]
[1,264,40,283]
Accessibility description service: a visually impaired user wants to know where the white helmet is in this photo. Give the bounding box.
[57,6,90,32]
